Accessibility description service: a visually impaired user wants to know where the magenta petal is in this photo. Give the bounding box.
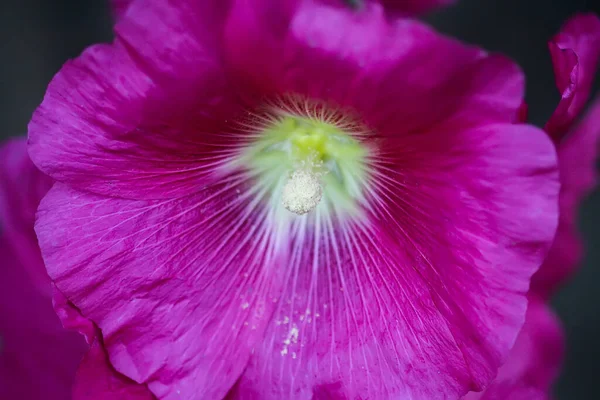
[463,297,564,400]
[532,97,600,297]
[0,138,53,294]
[226,1,525,133]
[110,0,132,19]
[28,0,237,200]
[36,182,286,399]
[0,138,87,398]
[53,288,155,399]
[0,239,87,399]
[229,121,558,399]
[379,0,456,15]
[74,341,156,400]
[544,13,600,140]
[53,287,96,344]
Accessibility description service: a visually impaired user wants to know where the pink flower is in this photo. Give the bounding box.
[28,1,558,399]
[0,138,86,399]
[463,13,600,400]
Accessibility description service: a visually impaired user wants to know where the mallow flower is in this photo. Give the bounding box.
[464,13,600,400]
[28,0,559,399]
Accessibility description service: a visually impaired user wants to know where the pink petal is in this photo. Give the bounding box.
[28,0,238,200]
[0,138,53,294]
[227,120,557,399]
[53,289,156,399]
[225,1,524,132]
[36,182,287,400]
[0,239,87,399]
[544,13,600,140]
[110,0,132,19]
[74,340,156,400]
[0,139,87,399]
[379,0,456,15]
[1,139,152,400]
[53,287,96,344]
[532,97,600,297]
[463,297,564,400]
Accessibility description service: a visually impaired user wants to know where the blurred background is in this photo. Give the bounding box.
[0,0,598,398]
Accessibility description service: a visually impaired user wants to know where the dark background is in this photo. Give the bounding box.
[0,0,598,398]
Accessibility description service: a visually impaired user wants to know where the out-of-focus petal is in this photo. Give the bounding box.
[74,341,156,400]
[0,138,87,399]
[463,297,564,400]
[73,341,155,400]
[379,0,456,15]
[545,13,600,140]
[0,138,52,294]
[53,288,156,399]
[0,239,86,399]
[532,97,600,297]
[110,0,132,19]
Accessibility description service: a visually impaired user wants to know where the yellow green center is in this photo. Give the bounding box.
[237,111,371,217]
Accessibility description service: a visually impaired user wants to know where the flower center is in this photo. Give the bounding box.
[235,102,372,219]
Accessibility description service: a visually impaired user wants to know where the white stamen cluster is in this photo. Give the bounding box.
[282,169,323,215]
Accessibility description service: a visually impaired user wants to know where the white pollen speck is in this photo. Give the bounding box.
[290,326,299,344]
[283,316,290,324]
[281,325,300,356]
[282,169,322,215]
[241,302,249,309]
[292,352,297,359]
